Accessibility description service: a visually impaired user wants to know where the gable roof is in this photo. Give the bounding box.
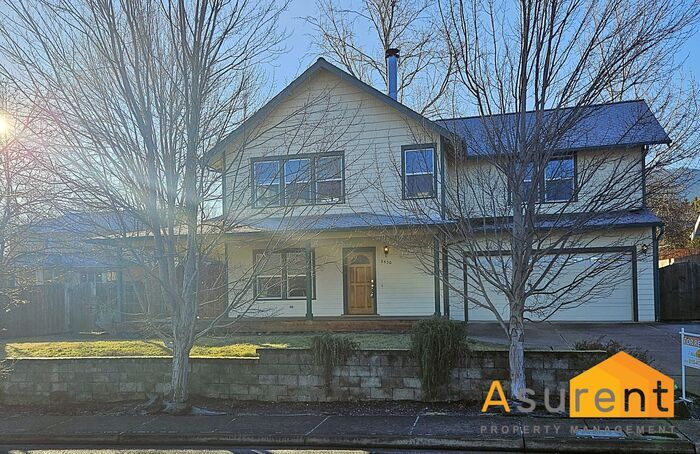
[206,58,452,166]
[436,100,671,156]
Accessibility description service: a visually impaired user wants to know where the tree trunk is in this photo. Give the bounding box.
[169,337,191,412]
[508,312,526,399]
[167,304,197,414]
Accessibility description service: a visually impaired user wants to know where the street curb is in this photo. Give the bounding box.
[524,437,696,453]
[0,433,520,451]
[0,432,696,452]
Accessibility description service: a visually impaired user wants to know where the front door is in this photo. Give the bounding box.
[345,248,376,315]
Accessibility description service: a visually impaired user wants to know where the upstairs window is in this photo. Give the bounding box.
[403,146,436,199]
[316,155,343,202]
[252,153,344,207]
[544,156,575,202]
[253,249,315,300]
[284,158,312,205]
[515,155,576,204]
[253,160,281,207]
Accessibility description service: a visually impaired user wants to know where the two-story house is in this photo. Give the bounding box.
[208,54,669,325]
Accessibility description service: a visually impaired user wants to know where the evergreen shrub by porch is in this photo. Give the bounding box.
[311,332,358,392]
[410,317,468,399]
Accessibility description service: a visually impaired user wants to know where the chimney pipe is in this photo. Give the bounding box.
[386,48,399,100]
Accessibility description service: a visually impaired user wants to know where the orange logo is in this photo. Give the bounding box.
[569,351,674,418]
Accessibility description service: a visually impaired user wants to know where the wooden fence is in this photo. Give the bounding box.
[0,284,68,337]
[0,267,227,338]
[660,261,700,321]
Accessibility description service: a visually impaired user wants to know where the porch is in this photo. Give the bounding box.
[225,230,447,321]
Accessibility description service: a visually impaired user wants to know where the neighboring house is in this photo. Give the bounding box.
[25,212,226,319]
[24,212,130,287]
[208,57,669,323]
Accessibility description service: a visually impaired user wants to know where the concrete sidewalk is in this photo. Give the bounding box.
[0,413,699,452]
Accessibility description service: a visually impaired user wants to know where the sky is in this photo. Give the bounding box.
[270,0,700,96]
[267,1,328,90]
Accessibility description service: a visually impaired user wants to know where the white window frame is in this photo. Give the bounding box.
[544,156,575,202]
[315,155,344,203]
[403,146,436,199]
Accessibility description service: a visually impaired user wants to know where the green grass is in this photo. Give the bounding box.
[0,333,501,359]
[0,333,411,359]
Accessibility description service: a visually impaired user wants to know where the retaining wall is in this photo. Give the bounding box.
[0,349,606,405]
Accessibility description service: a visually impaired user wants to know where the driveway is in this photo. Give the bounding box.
[468,321,700,394]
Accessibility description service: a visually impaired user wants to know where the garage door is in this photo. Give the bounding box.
[465,251,634,322]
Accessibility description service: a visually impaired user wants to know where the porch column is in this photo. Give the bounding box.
[433,236,441,316]
[441,242,450,318]
[305,241,313,320]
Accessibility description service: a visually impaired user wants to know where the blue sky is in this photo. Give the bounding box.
[271,0,700,96]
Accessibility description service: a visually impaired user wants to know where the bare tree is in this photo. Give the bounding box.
[0,86,64,319]
[0,0,294,412]
[375,0,700,399]
[601,47,700,201]
[305,0,453,116]
[0,0,373,410]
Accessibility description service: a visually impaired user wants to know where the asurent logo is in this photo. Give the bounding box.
[569,351,673,417]
[481,351,674,418]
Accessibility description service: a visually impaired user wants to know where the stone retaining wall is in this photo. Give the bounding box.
[0,349,606,405]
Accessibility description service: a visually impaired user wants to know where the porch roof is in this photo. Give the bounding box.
[226,212,450,234]
[465,208,662,233]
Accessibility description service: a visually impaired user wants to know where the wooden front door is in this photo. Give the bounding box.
[345,249,376,315]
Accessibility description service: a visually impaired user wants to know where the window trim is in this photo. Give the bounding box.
[251,152,345,207]
[284,157,313,205]
[252,159,282,208]
[509,153,578,205]
[402,143,438,200]
[542,154,577,204]
[252,248,316,301]
[316,154,345,204]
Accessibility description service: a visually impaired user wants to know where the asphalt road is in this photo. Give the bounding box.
[0,448,473,454]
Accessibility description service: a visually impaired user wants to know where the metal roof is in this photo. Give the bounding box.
[31,211,142,235]
[227,212,450,234]
[466,209,662,233]
[436,100,671,156]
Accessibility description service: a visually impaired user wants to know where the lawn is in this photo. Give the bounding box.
[0,333,498,359]
[0,333,411,359]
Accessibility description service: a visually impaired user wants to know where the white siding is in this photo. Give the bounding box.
[448,227,656,322]
[227,233,436,318]
[448,148,645,218]
[222,69,444,222]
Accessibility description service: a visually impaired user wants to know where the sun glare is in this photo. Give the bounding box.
[0,114,9,136]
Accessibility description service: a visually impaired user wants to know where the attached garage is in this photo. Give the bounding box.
[463,249,637,322]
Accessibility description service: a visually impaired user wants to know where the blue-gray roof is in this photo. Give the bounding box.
[229,212,450,233]
[436,100,670,156]
[467,209,661,233]
[31,211,142,236]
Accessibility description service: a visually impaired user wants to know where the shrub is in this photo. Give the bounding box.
[410,317,468,399]
[574,337,653,365]
[311,333,358,393]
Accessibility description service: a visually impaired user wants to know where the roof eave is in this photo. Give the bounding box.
[461,138,672,160]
